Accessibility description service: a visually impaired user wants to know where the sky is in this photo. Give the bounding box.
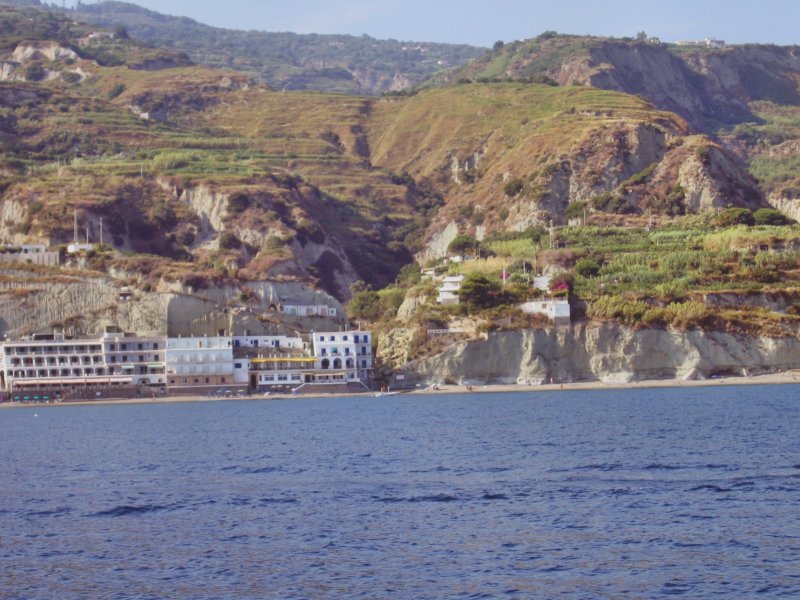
[76,0,800,47]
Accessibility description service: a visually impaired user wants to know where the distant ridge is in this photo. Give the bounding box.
[0,0,485,94]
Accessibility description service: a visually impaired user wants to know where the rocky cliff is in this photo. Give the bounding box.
[383,324,800,385]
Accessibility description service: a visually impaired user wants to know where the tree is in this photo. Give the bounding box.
[636,31,648,42]
[447,234,480,256]
[459,273,503,309]
[493,40,505,51]
[753,208,792,226]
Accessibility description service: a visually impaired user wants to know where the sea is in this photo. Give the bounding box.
[1,385,799,599]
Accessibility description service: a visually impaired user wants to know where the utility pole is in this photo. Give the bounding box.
[549,220,554,250]
[73,209,78,244]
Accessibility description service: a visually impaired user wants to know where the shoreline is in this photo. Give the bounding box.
[2,371,799,408]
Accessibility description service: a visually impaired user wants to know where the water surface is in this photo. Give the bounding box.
[2,386,799,598]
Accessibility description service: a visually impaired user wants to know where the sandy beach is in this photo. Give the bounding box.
[2,371,799,408]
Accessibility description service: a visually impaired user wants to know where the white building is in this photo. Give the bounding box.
[312,330,373,383]
[0,331,165,396]
[67,243,95,254]
[437,275,465,305]
[101,331,166,386]
[281,304,337,318]
[232,335,305,351]
[519,298,571,324]
[165,336,235,392]
[248,356,318,389]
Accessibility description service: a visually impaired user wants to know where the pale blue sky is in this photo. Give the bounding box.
[82,0,799,47]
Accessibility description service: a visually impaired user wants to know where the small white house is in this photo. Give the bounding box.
[67,243,95,254]
[436,275,465,305]
[519,298,571,324]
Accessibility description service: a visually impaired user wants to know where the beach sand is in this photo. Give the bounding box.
[2,371,799,408]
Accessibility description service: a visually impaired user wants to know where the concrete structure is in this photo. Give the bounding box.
[437,275,465,305]
[312,330,373,383]
[0,244,59,267]
[519,298,571,324]
[165,336,234,393]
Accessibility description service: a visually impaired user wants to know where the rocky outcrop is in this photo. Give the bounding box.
[11,42,78,63]
[389,323,800,385]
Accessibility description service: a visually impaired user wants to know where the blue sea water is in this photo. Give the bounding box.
[1,385,799,599]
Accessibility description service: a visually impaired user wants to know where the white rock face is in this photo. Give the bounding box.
[12,43,78,63]
[390,323,800,384]
[420,221,459,261]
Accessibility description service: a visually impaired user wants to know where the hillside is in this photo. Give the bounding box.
[440,34,800,131]
[0,4,795,346]
[367,84,763,258]
[0,0,485,95]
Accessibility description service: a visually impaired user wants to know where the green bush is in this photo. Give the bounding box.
[107,83,126,100]
[753,208,792,226]
[575,258,600,278]
[503,177,523,197]
[447,234,480,255]
[716,207,754,227]
[219,231,241,250]
[460,272,504,309]
[566,201,587,220]
[25,64,45,82]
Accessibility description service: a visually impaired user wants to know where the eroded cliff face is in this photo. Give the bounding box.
[384,323,800,385]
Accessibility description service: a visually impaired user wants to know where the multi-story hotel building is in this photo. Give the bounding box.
[0,330,165,396]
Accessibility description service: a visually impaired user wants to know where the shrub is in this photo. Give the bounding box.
[575,258,600,278]
[664,301,708,328]
[348,289,381,320]
[25,64,45,82]
[503,177,523,197]
[566,201,587,220]
[226,191,252,215]
[716,207,754,227]
[219,231,241,250]
[753,208,792,226]
[107,83,126,100]
[588,295,648,325]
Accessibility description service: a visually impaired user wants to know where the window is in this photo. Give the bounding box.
[343,335,348,341]
[329,336,335,341]
[139,355,145,362]
[153,343,158,350]
[138,343,143,350]
[234,363,242,369]
[361,360,367,368]
[121,344,127,351]
[319,336,324,341]
[353,335,359,343]
[122,356,127,363]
